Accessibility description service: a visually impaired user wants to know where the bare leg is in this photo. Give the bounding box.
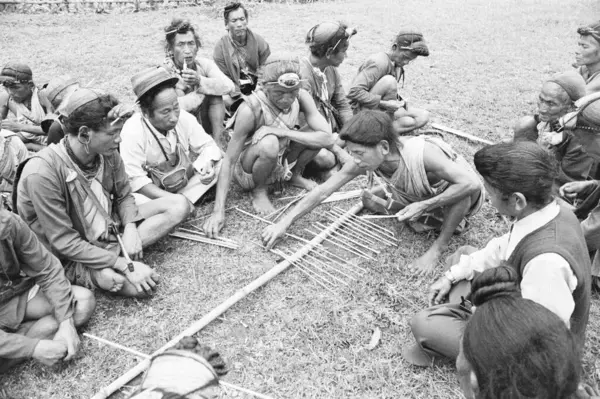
[240,134,280,214]
[207,95,226,146]
[137,195,191,247]
[409,194,474,274]
[287,141,318,191]
[306,148,339,181]
[0,316,59,372]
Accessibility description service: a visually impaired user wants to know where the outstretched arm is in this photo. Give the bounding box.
[203,104,254,237]
[262,162,363,248]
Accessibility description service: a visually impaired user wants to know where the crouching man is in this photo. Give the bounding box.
[120,67,223,206]
[204,54,334,236]
[0,209,95,372]
[16,89,189,298]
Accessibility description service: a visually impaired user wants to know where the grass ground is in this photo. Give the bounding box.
[2,0,600,397]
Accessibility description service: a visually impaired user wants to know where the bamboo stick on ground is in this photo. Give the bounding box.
[325,213,396,247]
[316,222,380,254]
[169,232,238,249]
[332,207,396,238]
[308,247,367,275]
[337,224,378,247]
[336,209,397,238]
[176,228,238,245]
[306,228,374,260]
[284,249,350,286]
[329,209,397,243]
[301,251,357,280]
[90,203,363,399]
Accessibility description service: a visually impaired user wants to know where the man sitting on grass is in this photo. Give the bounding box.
[261,110,483,273]
[347,30,430,135]
[163,18,235,145]
[120,67,223,207]
[403,141,591,367]
[16,89,189,298]
[513,70,594,185]
[203,54,333,236]
[213,1,271,113]
[0,62,49,152]
[0,209,95,373]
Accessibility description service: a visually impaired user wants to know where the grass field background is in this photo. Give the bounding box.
[2,0,600,397]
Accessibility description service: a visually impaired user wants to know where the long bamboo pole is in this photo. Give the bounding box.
[90,202,363,399]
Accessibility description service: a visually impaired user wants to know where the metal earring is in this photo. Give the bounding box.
[83,142,90,154]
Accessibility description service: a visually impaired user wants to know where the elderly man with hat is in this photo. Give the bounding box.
[120,67,223,207]
[16,88,189,298]
[0,62,49,152]
[38,75,80,145]
[203,54,334,237]
[347,30,430,135]
[513,70,594,185]
[575,20,600,94]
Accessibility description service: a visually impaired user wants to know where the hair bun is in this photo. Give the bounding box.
[470,265,521,307]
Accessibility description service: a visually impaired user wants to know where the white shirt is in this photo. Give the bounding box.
[449,201,578,326]
[120,110,222,192]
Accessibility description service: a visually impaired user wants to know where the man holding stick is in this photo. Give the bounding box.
[261,110,483,273]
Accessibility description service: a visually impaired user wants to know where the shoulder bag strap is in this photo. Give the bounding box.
[141,117,177,167]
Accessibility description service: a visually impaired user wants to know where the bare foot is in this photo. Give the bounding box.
[408,245,445,275]
[289,174,318,191]
[91,268,126,293]
[251,187,276,215]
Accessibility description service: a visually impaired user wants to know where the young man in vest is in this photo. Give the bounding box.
[203,54,334,236]
[403,141,591,367]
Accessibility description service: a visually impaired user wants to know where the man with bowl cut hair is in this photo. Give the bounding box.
[203,55,335,236]
[163,18,235,145]
[347,30,430,135]
[575,20,600,94]
[213,2,271,112]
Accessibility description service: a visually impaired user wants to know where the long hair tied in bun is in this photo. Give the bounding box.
[463,264,580,399]
[470,264,521,307]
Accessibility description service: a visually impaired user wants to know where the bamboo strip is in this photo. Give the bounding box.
[325,213,396,247]
[91,203,363,399]
[332,207,397,238]
[302,251,356,281]
[169,232,238,249]
[333,206,396,240]
[306,228,374,260]
[308,247,366,275]
[286,250,350,286]
[431,123,495,146]
[176,227,238,245]
[316,222,380,254]
[329,209,397,244]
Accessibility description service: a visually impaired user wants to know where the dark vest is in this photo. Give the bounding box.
[508,206,591,347]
